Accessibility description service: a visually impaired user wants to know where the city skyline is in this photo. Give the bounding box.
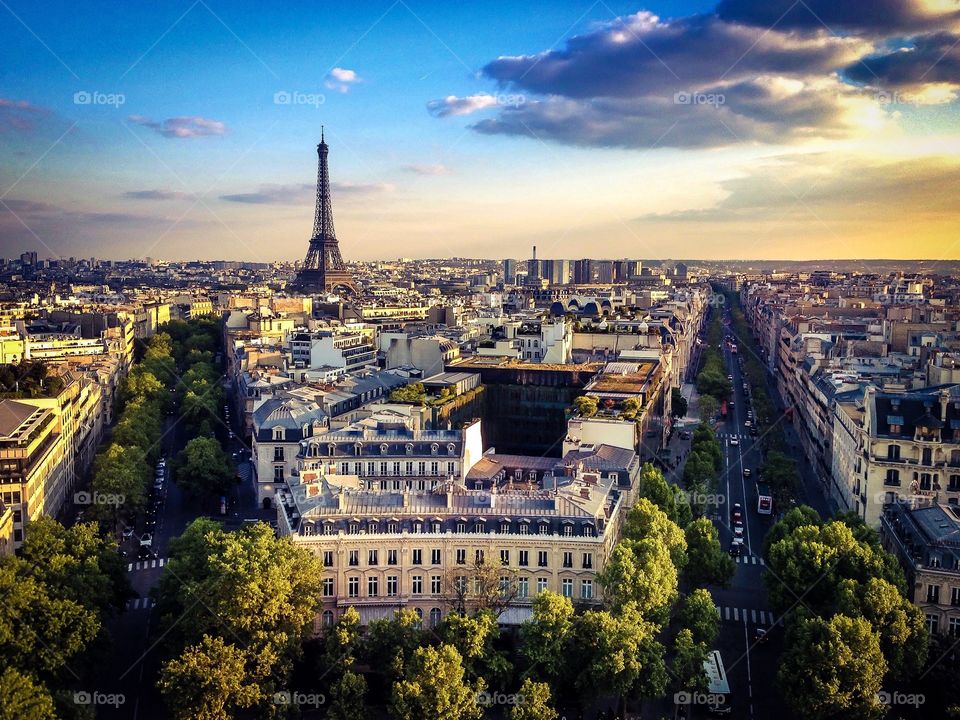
[3,0,960,263]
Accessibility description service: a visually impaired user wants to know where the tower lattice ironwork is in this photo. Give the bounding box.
[292,129,358,295]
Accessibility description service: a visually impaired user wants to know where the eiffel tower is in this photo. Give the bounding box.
[291,129,358,295]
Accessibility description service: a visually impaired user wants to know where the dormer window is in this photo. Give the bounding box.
[431,443,439,456]
[380,443,389,455]
[354,442,362,456]
[406,443,414,456]
[327,443,336,456]
[273,427,284,441]
[447,443,456,456]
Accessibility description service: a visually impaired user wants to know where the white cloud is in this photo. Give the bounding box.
[427,94,500,117]
[128,115,226,138]
[325,67,361,93]
[402,163,452,175]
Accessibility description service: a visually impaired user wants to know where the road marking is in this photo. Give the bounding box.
[127,563,133,571]
[725,607,731,621]
[751,609,757,623]
[733,608,739,621]
[126,597,155,611]
[716,606,722,618]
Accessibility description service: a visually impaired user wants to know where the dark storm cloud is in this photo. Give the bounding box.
[844,32,960,88]
[716,0,960,35]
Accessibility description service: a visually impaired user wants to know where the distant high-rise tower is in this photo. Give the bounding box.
[292,130,358,295]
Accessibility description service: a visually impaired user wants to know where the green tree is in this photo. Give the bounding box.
[508,678,557,720]
[327,670,368,720]
[174,437,234,503]
[675,589,720,647]
[597,539,678,618]
[325,607,362,673]
[361,609,424,683]
[761,505,821,558]
[155,520,323,685]
[837,577,928,681]
[779,614,886,720]
[572,395,598,418]
[621,498,687,569]
[670,387,688,418]
[439,609,511,687]
[571,603,667,711]
[158,635,260,720]
[683,518,735,588]
[391,644,483,720]
[634,463,692,528]
[88,442,149,527]
[390,383,427,405]
[698,394,719,422]
[519,591,574,683]
[0,668,56,720]
[671,628,708,694]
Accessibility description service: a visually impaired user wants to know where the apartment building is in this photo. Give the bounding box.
[289,330,377,372]
[880,501,960,636]
[831,385,960,527]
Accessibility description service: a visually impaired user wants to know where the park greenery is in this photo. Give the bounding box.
[763,506,929,720]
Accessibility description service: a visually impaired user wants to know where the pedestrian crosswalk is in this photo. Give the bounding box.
[126,597,155,611]
[718,432,747,440]
[716,605,776,626]
[735,555,765,565]
[126,558,166,572]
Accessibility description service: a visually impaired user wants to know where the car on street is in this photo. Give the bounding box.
[138,546,155,560]
[733,523,744,538]
[743,468,751,477]
[728,539,743,556]
[727,374,733,380]
[680,430,691,440]
[121,525,135,539]
[731,502,743,522]
[139,533,153,547]
[730,438,739,446]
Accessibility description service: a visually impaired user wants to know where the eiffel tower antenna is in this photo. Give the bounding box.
[291,131,357,295]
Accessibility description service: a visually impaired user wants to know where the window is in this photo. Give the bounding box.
[582,553,593,570]
[499,576,510,596]
[273,466,284,480]
[562,578,573,597]
[274,446,284,461]
[920,473,933,491]
[348,551,359,567]
[456,549,466,564]
[456,522,466,533]
[412,575,423,595]
[431,521,442,533]
[500,549,510,565]
[927,614,940,634]
[448,461,456,476]
[562,552,573,568]
[348,577,359,598]
[368,521,379,534]
[519,550,529,567]
[447,442,456,456]
[537,551,548,568]
[581,580,593,600]
[517,577,529,598]
[500,521,511,534]
[429,608,442,628]
[431,575,442,594]
[885,469,900,486]
[431,443,439,456]
[536,577,548,594]
[387,576,398,596]
[348,523,360,535]
[272,426,283,440]
[413,521,423,534]
[380,443,389,455]
[323,551,334,568]
[431,461,440,475]
[431,549,442,565]
[927,584,941,603]
[538,522,549,535]
[475,549,485,564]
[583,525,595,537]
[887,444,901,460]
[387,549,398,565]
[519,523,529,535]
[412,549,423,565]
[322,578,334,597]
[563,524,573,537]
[952,587,960,607]
[368,577,379,597]
[387,522,399,534]
[406,443,414,456]
[368,550,379,566]
[950,475,960,491]
[321,610,334,627]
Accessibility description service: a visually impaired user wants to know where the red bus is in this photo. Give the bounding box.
[756,481,773,515]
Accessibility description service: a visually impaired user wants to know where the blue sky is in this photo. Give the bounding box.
[2,0,959,262]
